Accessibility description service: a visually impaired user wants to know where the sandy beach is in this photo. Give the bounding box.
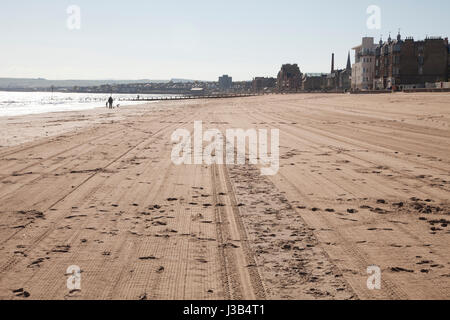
[0,93,449,300]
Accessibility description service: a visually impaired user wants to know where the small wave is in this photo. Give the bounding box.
[0,91,170,117]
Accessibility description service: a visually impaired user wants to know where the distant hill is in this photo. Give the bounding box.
[170,78,199,83]
[0,78,170,89]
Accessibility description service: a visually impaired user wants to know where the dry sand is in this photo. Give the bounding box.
[0,93,449,300]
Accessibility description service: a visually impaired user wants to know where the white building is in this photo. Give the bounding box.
[352,37,377,90]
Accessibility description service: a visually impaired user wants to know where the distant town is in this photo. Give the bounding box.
[1,34,449,95]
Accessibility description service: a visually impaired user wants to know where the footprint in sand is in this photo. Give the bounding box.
[157,266,165,273]
[12,288,30,298]
[139,256,158,260]
[390,267,414,273]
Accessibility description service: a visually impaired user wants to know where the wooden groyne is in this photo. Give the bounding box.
[350,88,450,94]
[124,93,260,102]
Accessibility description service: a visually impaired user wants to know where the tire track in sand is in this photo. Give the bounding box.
[0,117,191,277]
[211,163,266,300]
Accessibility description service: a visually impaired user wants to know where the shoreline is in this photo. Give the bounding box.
[0,90,168,118]
[0,102,166,148]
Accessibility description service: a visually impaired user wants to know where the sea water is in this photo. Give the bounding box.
[0,91,170,117]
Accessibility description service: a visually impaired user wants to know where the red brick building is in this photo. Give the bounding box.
[374,34,448,89]
[252,77,276,93]
[277,64,302,92]
[448,43,450,81]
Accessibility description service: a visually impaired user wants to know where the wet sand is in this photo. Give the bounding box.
[0,93,449,300]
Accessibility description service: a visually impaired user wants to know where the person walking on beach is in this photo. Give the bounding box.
[108,96,114,109]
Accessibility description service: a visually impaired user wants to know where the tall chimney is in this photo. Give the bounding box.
[331,53,335,73]
[346,51,351,70]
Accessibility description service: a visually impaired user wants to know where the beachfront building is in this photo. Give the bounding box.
[190,87,206,96]
[277,64,302,92]
[302,73,327,91]
[252,77,276,93]
[352,37,377,90]
[231,81,252,93]
[373,33,449,90]
[325,53,352,91]
[448,42,450,81]
[341,52,352,90]
[218,75,233,91]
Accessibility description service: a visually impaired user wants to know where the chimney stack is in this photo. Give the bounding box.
[331,53,335,73]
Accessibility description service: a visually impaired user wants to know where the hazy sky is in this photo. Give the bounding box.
[1,0,449,81]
